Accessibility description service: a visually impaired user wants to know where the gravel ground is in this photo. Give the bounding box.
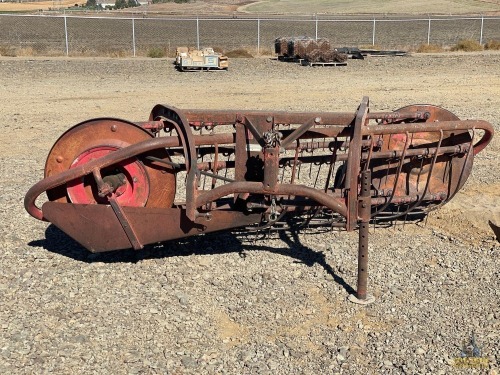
[0,52,499,374]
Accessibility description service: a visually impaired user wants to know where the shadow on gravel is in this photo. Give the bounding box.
[28,223,355,294]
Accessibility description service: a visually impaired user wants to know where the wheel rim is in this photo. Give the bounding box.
[66,146,150,206]
[45,118,176,208]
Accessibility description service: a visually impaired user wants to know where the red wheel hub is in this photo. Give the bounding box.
[66,146,150,206]
[45,118,176,209]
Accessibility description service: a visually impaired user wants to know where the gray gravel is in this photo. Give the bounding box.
[0,53,499,374]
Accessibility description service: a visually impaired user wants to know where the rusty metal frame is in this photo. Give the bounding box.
[24,97,494,303]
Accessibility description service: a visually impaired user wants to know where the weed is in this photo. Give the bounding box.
[104,48,128,58]
[147,47,166,58]
[415,43,445,53]
[0,45,17,57]
[484,40,500,50]
[16,47,36,57]
[258,47,274,56]
[212,46,225,54]
[225,49,253,58]
[451,39,483,52]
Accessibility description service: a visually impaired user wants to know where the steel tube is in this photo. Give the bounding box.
[195,181,348,217]
[356,170,371,300]
[364,120,493,154]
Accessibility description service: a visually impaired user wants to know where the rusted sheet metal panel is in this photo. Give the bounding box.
[42,202,264,252]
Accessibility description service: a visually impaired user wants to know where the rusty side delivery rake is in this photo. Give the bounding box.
[25,97,493,303]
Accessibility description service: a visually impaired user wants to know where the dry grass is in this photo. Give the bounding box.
[0,43,175,58]
[415,43,445,53]
[485,40,500,50]
[0,45,64,57]
[0,0,84,11]
[213,46,225,54]
[451,39,484,51]
[257,47,274,56]
[213,46,272,57]
[225,48,254,58]
[239,0,500,15]
[0,45,17,57]
[147,47,166,58]
[4,0,499,14]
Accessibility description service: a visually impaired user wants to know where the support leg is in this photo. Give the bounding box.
[348,170,375,305]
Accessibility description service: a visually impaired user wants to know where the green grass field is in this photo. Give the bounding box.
[240,0,500,15]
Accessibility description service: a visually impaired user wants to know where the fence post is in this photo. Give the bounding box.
[196,17,200,49]
[64,15,69,56]
[427,17,431,45]
[480,15,484,45]
[372,18,376,46]
[132,18,136,57]
[257,18,260,55]
[315,14,318,40]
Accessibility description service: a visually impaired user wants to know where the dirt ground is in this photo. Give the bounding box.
[0,52,499,373]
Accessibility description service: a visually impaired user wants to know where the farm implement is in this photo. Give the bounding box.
[25,97,493,302]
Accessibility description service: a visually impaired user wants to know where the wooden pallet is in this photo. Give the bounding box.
[177,66,228,72]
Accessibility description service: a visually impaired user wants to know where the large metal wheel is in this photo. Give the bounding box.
[44,118,176,208]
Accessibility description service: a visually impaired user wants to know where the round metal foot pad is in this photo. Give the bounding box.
[347,293,375,305]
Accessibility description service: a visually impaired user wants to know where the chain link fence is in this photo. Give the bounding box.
[1,14,499,57]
